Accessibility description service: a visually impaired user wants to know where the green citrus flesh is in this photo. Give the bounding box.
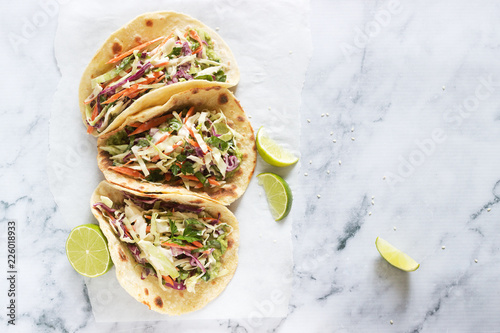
[256,127,299,167]
[375,237,419,272]
[66,224,113,278]
[257,172,293,221]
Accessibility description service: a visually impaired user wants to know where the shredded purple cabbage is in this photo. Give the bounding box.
[164,279,187,290]
[181,42,192,56]
[140,266,157,280]
[194,146,205,158]
[224,154,240,172]
[100,62,152,97]
[93,202,116,215]
[127,244,146,264]
[171,248,206,273]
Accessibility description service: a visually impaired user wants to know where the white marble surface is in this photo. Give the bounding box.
[2,0,500,332]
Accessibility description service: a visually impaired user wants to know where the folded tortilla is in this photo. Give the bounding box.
[97,84,256,206]
[91,180,239,315]
[80,11,239,136]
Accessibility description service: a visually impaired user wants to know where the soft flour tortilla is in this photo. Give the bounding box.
[91,181,239,315]
[97,84,256,206]
[79,11,240,136]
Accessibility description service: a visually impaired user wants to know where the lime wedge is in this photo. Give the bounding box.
[375,237,419,272]
[66,224,113,277]
[257,172,293,221]
[256,127,299,167]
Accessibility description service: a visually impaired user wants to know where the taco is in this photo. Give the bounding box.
[80,11,239,136]
[97,84,256,206]
[91,181,239,315]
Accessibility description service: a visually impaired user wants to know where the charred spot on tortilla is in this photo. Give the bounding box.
[145,19,153,27]
[135,36,142,44]
[189,199,203,204]
[228,239,234,249]
[234,169,243,177]
[218,94,228,105]
[192,88,199,94]
[142,301,151,309]
[242,153,248,159]
[112,42,122,54]
[237,116,245,122]
[144,288,149,296]
[118,248,127,262]
[154,296,163,308]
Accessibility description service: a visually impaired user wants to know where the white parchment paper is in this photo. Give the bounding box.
[48,0,311,322]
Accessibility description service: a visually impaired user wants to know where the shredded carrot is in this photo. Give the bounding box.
[153,61,170,68]
[165,173,172,182]
[125,89,145,100]
[153,74,165,83]
[151,155,160,163]
[84,95,96,105]
[156,133,170,145]
[146,225,151,233]
[87,125,94,134]
[106,36,164,64]
[194,182,204,189]
[129,114,174,136]
[162,275,175,286]
[186,138,200,148]
[207,177,221,186]
[110,166,144,178]
[189,30,204,54]
[161,242,197,250]
[171,140,184,149]
[103,76,158,105]
[183,106,195,123]
[91,103,99,121]
[150,33,174,56]
[101,89,127,105]
[203,217,219,223]
[180,175,199,181]
[192,241,203,248]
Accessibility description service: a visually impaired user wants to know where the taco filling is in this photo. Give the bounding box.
[84,28,227,134]
[100,107,242,190]
[93,192,232,293]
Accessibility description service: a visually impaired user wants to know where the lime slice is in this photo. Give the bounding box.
[257,172,293,221]
[66,224,113,278]
[375,237,419,272]
[256,127,299,167]
[214,123,233,141]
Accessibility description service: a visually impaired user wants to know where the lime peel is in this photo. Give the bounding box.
[375,237,419,272]
[256,127,299,167]
[66,224,113,278]
[257,172,293,221]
